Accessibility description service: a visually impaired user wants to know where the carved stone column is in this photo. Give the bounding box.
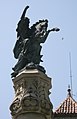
[10,69,53,119]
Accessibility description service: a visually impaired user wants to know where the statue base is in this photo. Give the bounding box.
[11,64,46,78]
[10,69,53,119]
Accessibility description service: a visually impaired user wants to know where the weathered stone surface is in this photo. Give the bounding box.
[10,69,53,119]
[16,113,46,119]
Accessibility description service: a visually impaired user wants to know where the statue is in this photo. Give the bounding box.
[11,6,60,77]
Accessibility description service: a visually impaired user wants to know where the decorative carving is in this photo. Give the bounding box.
[10,96,22,115]
[21,95,39,111]
[10,70,52,119]
[13,81,25,96]
[37,80,52,115]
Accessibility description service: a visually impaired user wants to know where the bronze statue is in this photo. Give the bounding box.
[11,6,60,77]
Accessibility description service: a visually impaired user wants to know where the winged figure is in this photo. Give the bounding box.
[11,6,60,77]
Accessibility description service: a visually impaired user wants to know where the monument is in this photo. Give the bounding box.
[10,6,60,119]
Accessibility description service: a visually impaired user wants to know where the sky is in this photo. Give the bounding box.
[0,0,77,119]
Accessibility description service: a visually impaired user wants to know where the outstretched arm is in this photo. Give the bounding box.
[40,27,60,43]
[48,27,60,32]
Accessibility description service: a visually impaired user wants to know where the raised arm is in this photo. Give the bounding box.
[21,6,29,19]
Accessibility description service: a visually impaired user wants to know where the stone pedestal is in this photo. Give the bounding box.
[10,69,53,119]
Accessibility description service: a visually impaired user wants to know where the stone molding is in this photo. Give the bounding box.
[10,69,53,119]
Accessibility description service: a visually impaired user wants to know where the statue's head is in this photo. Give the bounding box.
[33,19,48,33]
[39,19,48,27]
[39,19,48,31]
